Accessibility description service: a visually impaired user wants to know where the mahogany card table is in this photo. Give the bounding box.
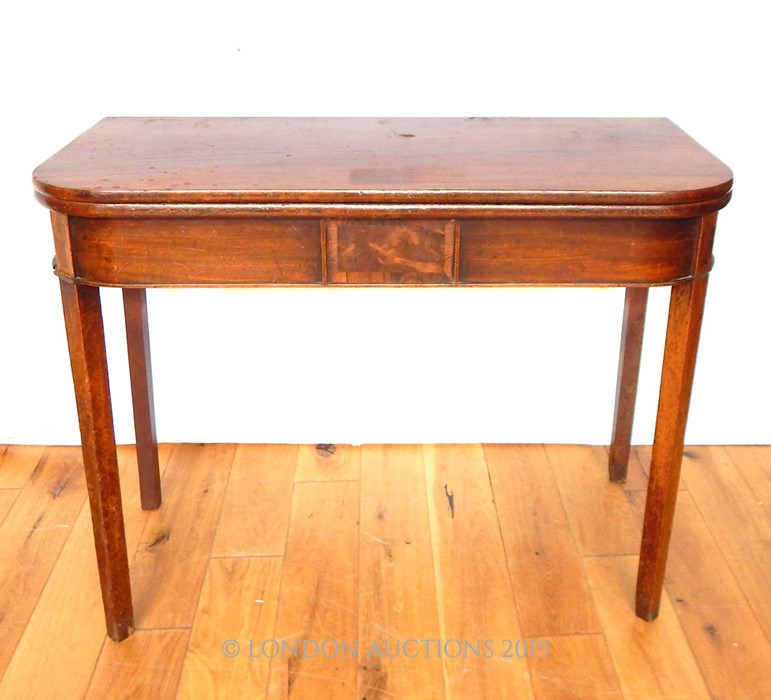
[33,117,732,641]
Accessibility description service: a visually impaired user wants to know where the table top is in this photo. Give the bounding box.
[33,117,732,209]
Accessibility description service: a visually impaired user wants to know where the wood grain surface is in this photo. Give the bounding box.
[327,219,455,284]
[2,444,770,698]
[33,118,732,208]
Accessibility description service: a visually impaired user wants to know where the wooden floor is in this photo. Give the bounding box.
[0,444,769,699]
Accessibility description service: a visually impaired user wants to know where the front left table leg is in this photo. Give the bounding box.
[60,279,134,641]
[635,275,709,621]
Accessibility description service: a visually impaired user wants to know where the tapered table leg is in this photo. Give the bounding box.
[636,276,708,621]
[60,280,134,641]
[123,288,161,510]
[609,287,649,482]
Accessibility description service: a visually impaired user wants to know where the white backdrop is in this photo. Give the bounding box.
[1,0,768,445]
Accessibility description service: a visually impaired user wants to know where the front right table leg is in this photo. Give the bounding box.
[635,275,709,621]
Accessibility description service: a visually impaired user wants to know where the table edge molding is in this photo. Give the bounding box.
[34,191,732,220]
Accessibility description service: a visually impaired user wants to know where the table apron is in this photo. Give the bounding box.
[59,215,710,287]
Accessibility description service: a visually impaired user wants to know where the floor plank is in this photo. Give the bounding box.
[1,443,769,698]
[211,444,297,557]
[0,445,170,700]
[723,445,771,523]
[0,489,18,526]
[485,444,600,636]
[0,444,46,489]
[622,445,689,493]
[424,444,534,699]
[546,444,640,556]
[295,443,360,482]
[628,489,771,699]
[268,480,359,698]
[357,444,445,699]
[584,555,711,699]
[0,447,87,677]
[680,446,771,641]
[620,446,651,492]
[0,502,112,700]
[131,443,235,630]
[178,557,282,698]
[85,630,189,700]
[526,634,622,699]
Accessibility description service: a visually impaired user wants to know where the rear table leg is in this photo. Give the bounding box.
[123,288,161,510]
[609,287,649,483]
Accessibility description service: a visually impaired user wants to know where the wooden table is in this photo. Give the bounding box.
[33,117,732,641]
